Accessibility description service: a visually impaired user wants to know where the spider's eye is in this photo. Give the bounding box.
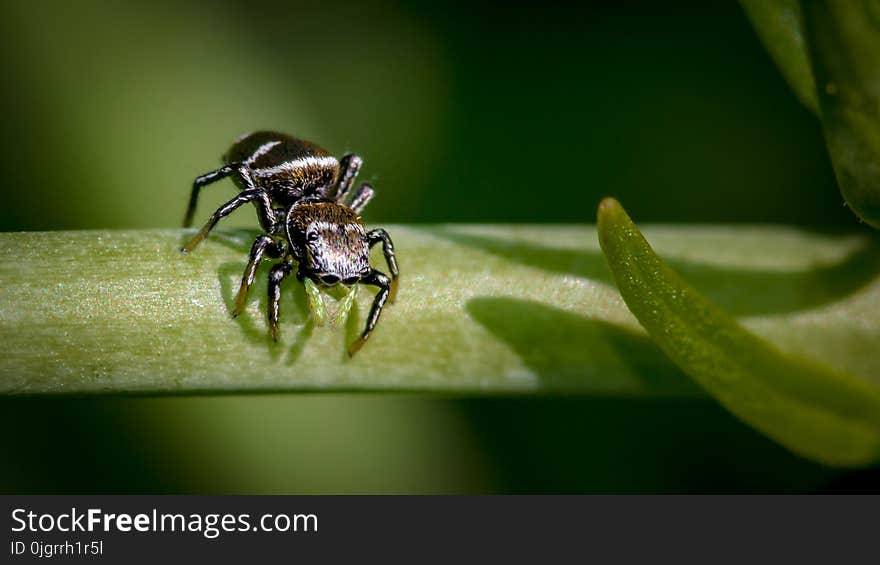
[306,231,319,243]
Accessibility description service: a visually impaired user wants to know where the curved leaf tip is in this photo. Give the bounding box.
[741,0,880,228]
[739,0,819,114]
[597,197,880,467]
[803,1,880,228]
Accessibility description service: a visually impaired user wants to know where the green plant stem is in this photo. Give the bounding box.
[0,226,878,396]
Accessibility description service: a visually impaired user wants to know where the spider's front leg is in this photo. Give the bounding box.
[366,228,399,302]
[348,269,391,357]
[232,235,287,317]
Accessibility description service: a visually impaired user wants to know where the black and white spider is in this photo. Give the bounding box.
[181,131,398,355]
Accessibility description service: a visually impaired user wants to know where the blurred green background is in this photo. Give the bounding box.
[0,0,876,492]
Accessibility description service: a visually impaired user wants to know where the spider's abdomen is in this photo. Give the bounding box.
[225,131,339,205]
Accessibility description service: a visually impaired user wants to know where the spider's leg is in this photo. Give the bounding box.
[181,188,274,253]
[349,183,375,215]
[183,163,240,228]
[232,235,287,317]
[347,269,391,357]
[267,259,294,341]
[235,168,279,233]
[333,153,363,203]
[366,228,398,302]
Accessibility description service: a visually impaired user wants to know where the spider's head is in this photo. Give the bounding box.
[287,201,370,286]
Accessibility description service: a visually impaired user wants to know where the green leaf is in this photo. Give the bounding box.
[740,0,819,113]
[803,0,880,228]
[597,197,880,467]
[1,225,879,410]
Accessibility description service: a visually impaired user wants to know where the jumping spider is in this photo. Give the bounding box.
[181,131,399,356]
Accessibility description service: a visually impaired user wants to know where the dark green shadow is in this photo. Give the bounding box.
[462,296,851,491]
[436,228,880,317]
[466,297,700,395]
[452,395,837,493]
[177,228,258,260]
[217,259,312,364]
[0,397,193,493]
